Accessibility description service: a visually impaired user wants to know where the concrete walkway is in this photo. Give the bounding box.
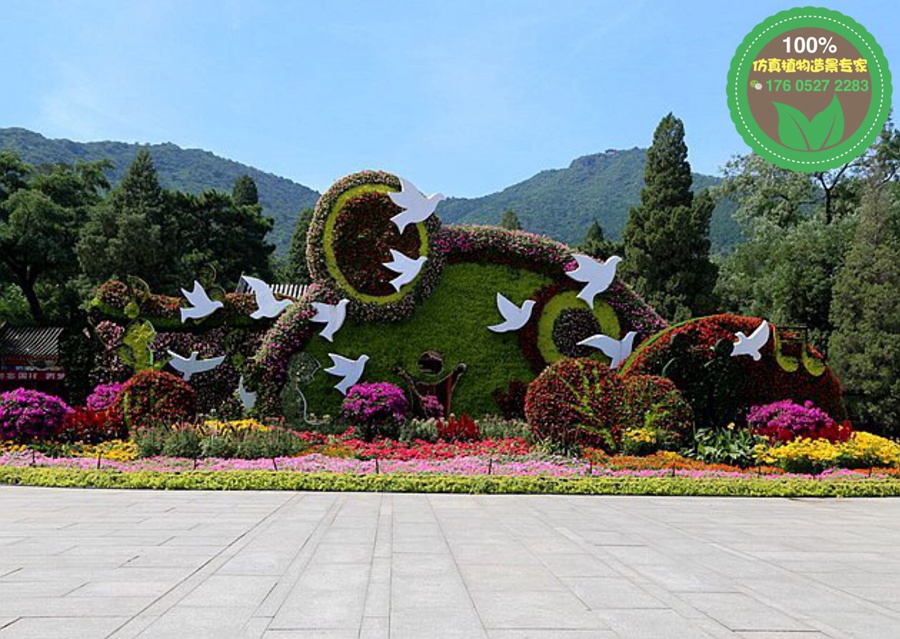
[1,488,899,638]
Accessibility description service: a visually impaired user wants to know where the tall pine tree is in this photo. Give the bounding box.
[829,182,900,435]
[284,208,313,284]
[623,114,717,320]
[500,209,522,231]
[232,175,259,206]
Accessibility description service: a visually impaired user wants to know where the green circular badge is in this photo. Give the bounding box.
[728,7,891,172]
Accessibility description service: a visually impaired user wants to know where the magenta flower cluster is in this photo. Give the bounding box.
[86,382,124,412]
[0,388,72,443]
[747,399,848,443]
[341,382,409,427]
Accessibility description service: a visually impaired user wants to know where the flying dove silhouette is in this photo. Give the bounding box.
[566,254,623,308]
[488,293,535,333]
[324,353,370,395]
[388,176,445,233]
[311,299,349,342]
[237,375,257,411]
[166,350,226,381]
[242,275,294,319]
[180,281,223,323]
[383,249,427,291]
[731,320,771,361]
[576,331,637,370]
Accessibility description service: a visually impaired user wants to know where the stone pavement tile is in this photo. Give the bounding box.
[678,592,813,632]
[177,575,277,608]
[798,610,900,639]
[595,609,719,638]
[136,606,256,639]
[0,580,86,597]
[359,616,389,639]
[390,605,486,639]
[459,564,566,592]
[363,557,390,618]
[487,631,618,638]
[68,580,173,598]
[269,563,369,629]
[0,595,152,618]
[470,590,606,630]
[451,543,540,566]
[262,630,358,638]
[0,618,18,630]
[308,542,372,565]
[0,615,130,639]
[535,552,619,578]
[736,633,833,639]
[562,576,668,609]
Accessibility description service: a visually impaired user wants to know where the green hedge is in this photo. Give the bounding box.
[3,467,900,497]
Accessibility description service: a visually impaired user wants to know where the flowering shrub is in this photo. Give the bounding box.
[620,375,694,445]
[620,314,846,426]
[73,439,139,462]
[421,395,445,419]
[758,432,900,474]
[341,382,408,441]
[437,414,481,442]
[748,400,851,443]
[525,359,625,451]
[56,408,126,444]
[0,389,71,444]
[86,382,124,412]
[109,371,197,432]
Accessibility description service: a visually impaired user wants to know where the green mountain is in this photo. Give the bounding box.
[0,129,740,255]
[437,148,740,252]
[0,128,320,253]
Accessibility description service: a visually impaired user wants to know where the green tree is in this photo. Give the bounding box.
[283,208,313,284]
[174,189,274,288]
[622,113,717,320]
[77,149,177,291]
[0,154,109,323]
[500,209,522,231]
[232,175,259,206]
[829,182,900,435]
[578,220,621,258]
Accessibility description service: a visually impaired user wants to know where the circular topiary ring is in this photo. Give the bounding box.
[306,170,443,323]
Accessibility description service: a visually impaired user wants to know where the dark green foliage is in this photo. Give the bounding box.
[689,426,767,468]
[0,155,109,323]
[499,209,522,231]
[578,220,621,258]
[622,114,718,321]
[0,128,319,254]
[283,208,313,284]
[232,175,259,206]
[829,183,900,435]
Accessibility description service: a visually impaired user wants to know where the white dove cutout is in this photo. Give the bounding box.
[324,353,370,395]
[180,281,223,323]
[576,331,638,370]
[242,275,294,319]
[388,176,445,233]
[237,375,257,411]
[566,254,623,308]
[731,320,771,362]
[311,299,349,342]
[383,249,427,291]
[166,350,226,381]
[488,293,535,333]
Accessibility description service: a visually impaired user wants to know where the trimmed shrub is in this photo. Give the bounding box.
[621,314,846,427]
[421,395,445,419]
[748,400,851,443]
[525,359,625,452]
[620,375,694,451]
[341,382,408,441]
[0,389,71,444]
[56,408,126,445]
[437,414,481,442]
[86,382,124,413]
[109,371,197,432]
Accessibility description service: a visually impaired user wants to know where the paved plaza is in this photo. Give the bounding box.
[1,487,900,638]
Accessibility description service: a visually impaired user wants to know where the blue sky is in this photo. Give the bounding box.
[2,1,897,196]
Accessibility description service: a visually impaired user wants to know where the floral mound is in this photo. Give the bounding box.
[620,314,846,426]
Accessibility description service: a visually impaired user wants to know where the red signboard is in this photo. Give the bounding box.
[0,371,66,381]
